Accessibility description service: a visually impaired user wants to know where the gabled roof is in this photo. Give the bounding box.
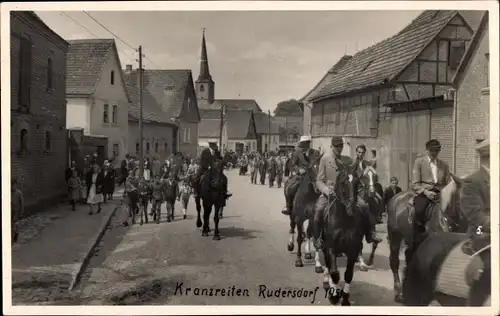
[125,69,193,124]
[310,10,461,101]
[198,109,255,139]
[452,11,489,88]
[200,99,263,112]
[66,39,129,102]
[300,55,353,102]
[253,111,280,134]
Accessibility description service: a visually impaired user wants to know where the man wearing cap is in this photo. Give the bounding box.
[409,139,451,250]
[383,176,402,211]
[281,135,321,216]
[460,139,490,255]
[196,141,232,199]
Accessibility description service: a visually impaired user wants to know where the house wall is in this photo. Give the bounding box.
[455,25,490,177]
[128,121,175,162]
[179,121,199,159]
[228,139,258,153]
[66,97,91,133]
[90,50,130,166]
[10,12,69,210]
[259,134,280,152]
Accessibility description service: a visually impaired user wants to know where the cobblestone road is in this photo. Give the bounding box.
[76,170,405,306]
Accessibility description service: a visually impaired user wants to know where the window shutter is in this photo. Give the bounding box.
[19,38,32,107]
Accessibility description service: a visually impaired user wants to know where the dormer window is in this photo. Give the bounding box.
[362,60,374,71]
[165,85,175,92]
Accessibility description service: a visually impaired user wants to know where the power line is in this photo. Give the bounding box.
[83,11,136,51]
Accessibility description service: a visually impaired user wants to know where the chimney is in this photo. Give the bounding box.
[125,64,132,74]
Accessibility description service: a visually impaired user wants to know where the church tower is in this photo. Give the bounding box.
[195,29,215,105]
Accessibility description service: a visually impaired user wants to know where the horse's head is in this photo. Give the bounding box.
[209,158,225,187]
[361,166,379,198]
[429,174,464,232]
[334,162,361,216]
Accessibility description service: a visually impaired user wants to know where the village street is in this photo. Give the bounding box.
[75,169,403,306]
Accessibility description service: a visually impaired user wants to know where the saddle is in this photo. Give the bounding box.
[407,194,437,226]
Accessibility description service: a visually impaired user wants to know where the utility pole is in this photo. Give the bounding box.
[284,116,288,148]
[268,109,271,152]
[219,103,225,152]
[138,45,144,176]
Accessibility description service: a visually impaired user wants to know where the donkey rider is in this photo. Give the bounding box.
[195,141,232,200]
[313,136,381,250]
[281,136,321,216]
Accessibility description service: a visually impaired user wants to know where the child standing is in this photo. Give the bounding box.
[68,170,82,211]
[151,175,165,224]
[179,180,192,219]
[80,179,88,204]
[163,174,179,222]
[11,178,24,243]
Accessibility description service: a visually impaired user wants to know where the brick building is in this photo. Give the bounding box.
[452,11,490,177]
[302,10,478,188]
[10,11,69,211]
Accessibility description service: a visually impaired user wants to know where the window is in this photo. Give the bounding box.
[200,85,204,92]
[165,85,175,92]
[187,97,191,112]
[20,128,28,151]
[485,53,489,87]
[47,57,53,90]
[155,142,159,153]
[19,37,32,107]
[136,142,140,153]
[44,131,51,150]
[448,41,466,70]
[113,143,119,158]
[103,104,109,123]
[110,70,115,85]
[112,105,118,123]
[146,142,150,154]
[164,142,168,153]
[183,128,191,143]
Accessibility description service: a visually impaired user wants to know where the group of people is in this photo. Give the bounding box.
[237,150,294,188]
[279,133,491,259]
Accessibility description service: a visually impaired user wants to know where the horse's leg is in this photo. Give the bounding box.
[389,233,404,303]
[195,195,202,228]
[304,221,313,260]
[287,212,295,252]
[213,202,221,240]
[144,199,149,224]
[366,241,379,267]
[202,201,211,236]
[341,254,357,306]
[295,218,304,267]
[326,249,342,305]
[140,200,144,225]
[357,247,369,272]
[322,248,331,289]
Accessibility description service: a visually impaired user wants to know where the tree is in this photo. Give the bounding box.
[273,99,304,117]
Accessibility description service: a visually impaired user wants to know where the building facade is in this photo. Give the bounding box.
[452,11,490,177]
[11,11,69,211]
[304,10,475,188]
[65,39,130,168]
[273,116,303,150]
[254,111,280,153]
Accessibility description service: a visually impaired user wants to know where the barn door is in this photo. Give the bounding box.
[409,110,430,186]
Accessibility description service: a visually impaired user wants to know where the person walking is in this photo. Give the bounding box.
[86,164,105,215]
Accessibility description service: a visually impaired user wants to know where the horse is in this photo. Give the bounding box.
[356,166,384,271]
[402,231,490,306]
[386,175,465,303]
[320,163,366,306]
[286,156,322,268]
[194,157,227,240]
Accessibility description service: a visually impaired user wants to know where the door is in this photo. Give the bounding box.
[235,142,244,156]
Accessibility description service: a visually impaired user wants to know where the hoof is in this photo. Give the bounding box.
[315,266,324,274]
[323,281,329,290]
[196,218,202,227]
[394,294,404,303]
[287,242,294,252]
[341,294,351,306]
[202,231,209,237]
[295,259,304,267]
[213,234,221,240]
[327,289,342,305]
[304,252,313,260]
[359,264,368,272]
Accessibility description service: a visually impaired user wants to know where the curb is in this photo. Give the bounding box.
[68,204,120,291]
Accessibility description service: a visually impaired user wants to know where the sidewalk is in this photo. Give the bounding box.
[11,188,124,305]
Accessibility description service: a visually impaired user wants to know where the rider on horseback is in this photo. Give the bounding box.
[313,136,381,250]
[409,139,451,252]
[195,141,232,200]
[281,135,321,216]
[460,138,490,255]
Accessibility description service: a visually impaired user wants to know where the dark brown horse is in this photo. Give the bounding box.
[320,163,365,306]
[286,156,322,268]
[386,175,464,303]
[193,158,227,240]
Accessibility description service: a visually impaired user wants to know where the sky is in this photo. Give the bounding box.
[36,10,423,112]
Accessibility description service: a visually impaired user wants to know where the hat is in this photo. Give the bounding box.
[299,135,311,143]
[208,141,217,145]
[476,139,489,156]
[331,136,344,147]
[425,139,441,150]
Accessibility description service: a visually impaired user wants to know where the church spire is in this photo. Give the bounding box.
[198,28,212,81]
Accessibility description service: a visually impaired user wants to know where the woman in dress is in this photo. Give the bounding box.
[86,164,105,215]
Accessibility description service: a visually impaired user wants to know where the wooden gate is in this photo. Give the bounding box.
[391,110,430,190]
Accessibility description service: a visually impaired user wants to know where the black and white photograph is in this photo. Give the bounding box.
[2,1,498,314]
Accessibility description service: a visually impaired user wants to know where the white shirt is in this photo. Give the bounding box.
[427,156,438,183]
[210,148,215,155]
